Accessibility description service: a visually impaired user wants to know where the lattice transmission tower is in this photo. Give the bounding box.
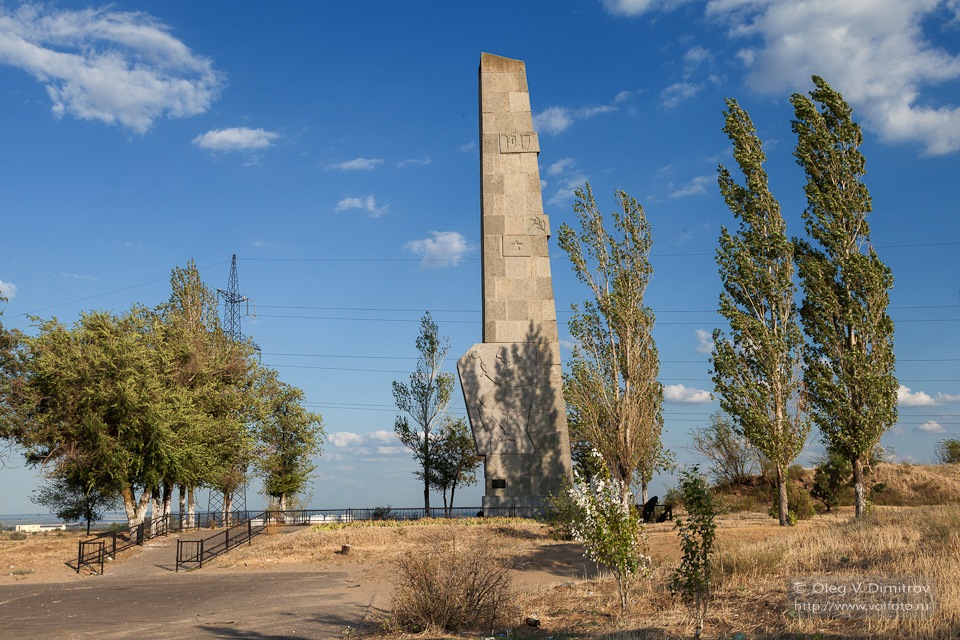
[207,254,258,521]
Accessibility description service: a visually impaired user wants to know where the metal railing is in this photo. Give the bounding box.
[176,516,266,571]
[75,506,542,573]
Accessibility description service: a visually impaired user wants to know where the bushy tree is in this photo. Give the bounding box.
[713,98,810,526]
[811,450,852,512]
[430,418,480,514]
[671,467,718,640]
[689,412,761,486]
[936,439,960,465]
[32,475,120,534]
[253,369,324,512]
[393,312,455,513]
[792,76,898,519]
[558,184,665,507]
[18,308,172,529]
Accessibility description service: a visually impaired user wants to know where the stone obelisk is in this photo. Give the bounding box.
[458,53,573,514]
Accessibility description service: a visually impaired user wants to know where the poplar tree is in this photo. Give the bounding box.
[791,76,897,519]
[393,312,455,513]
[558,184,665,507]
[713,99,810,526]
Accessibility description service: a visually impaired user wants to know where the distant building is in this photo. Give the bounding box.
[14,524,66,533]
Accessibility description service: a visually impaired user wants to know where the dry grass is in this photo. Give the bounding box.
[871,462,960,506]
[0,530,86,581]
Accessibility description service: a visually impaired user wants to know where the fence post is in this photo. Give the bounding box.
[248,519,252,545]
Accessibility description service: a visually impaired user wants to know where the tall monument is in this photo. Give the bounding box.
[458,53,573,514]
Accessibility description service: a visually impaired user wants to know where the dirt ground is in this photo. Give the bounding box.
[0,513,817,639]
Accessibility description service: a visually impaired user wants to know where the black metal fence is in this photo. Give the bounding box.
[76,505,544,573]
[176,516,266,571]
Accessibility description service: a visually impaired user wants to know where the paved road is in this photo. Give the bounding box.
[0,535,385,639]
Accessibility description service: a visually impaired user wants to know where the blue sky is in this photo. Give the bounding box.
[1,1,959,515]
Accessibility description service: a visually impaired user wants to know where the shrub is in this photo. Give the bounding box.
[768,481,816,523]
[671,467,718,640]
[9,531,27,540]
[391,537,512,633]
[371,505,394,521]
[936,439,960,465]
[568,473,651,612]
[811,451,852,512]
[544,481,584,541]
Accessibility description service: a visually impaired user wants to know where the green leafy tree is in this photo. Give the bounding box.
[0,298,25,458]
[393,312,455,513]
[558,184,665,508]
[31,475,121,534]
[792,76,898,519]
[253,369,324,512]
[430,418,480,514]
[18,308,173,529]
[159,260,258,525]
[671,467,718,640]
[713,98,811,526]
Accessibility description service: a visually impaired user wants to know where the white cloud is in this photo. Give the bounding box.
[669,175,713,198]
[459,141,477,153]
[0,278,16,299]
[602,0,689,16]
[397,156,432,168]
[328,157,384,170]
[368,430,397,444]
[534,102,621,136]
[547,157,575,176]
[661,81,703,109]
[708,0,960,154]
[917,420,945,433]
[376,446,406,456]
[695,329,713,354]
[334,195,388,218]
[898,384,960,407]
[405,231,471,268]
[192,127,279,152]
[534,107,574,135]
[0,4,221,133]
[664,383,713,404]
[328,432,364,447]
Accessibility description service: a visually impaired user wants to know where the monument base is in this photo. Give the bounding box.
[481,494,549,518]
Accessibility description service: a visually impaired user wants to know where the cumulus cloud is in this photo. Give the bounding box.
[0,4,221,133]
[327,430,405,456]
[327,157,384,170]
[917,420,945,433]
[0,278,16,299]
[695,329,713,354]
[405,231,471,268]
[664,384,713,404]
[534,106,574,135]
[334,195,388,218]
[898,385,960,407]
[707,0,960,154]
[328,432,364,447]
[192,127,279,152]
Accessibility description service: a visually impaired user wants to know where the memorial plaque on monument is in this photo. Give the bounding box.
[458,53,574,514]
